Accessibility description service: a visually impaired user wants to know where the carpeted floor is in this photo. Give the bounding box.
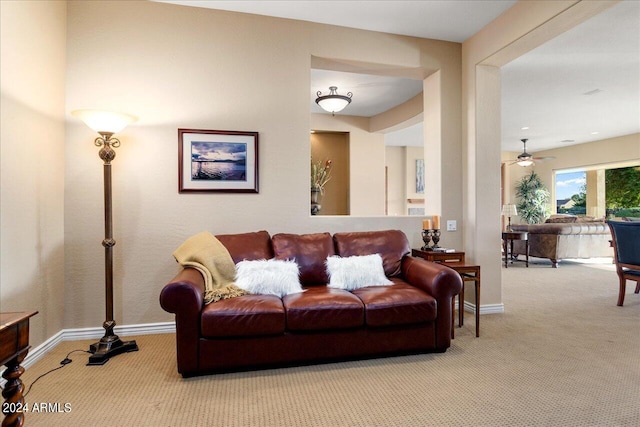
[16,258,640,426]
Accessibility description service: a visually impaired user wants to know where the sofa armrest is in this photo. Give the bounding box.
[159,268,205,376]
[401,256,462,349]
[402,256,462,299]
[160,267,205,314]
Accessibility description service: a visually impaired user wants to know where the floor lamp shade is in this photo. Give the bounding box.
[72,109,137,135]
[72,108,139,365]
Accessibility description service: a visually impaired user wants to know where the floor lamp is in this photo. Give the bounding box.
[72,109,139,365]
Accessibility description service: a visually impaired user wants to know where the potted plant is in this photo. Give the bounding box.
[515,170,551,224]
[310,158,332,215]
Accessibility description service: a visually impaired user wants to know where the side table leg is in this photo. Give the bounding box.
[475,275,480,338]
[503,239,508,268]
[451,297,455,339]
[2,351,28,427]
[459,282,464,327]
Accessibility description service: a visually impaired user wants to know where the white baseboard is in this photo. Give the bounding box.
[1,321,173,388]
[22,321,175,370]
[456,301,505,315]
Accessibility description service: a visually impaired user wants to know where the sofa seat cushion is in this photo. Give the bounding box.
[352,279,437,328]
[201,294,285,338]
[283,286,364,331]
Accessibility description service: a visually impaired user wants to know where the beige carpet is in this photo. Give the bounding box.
[16,259,640,426]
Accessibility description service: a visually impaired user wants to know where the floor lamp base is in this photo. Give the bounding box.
[87,334,139,366]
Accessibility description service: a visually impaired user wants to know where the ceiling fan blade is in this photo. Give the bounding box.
[504,160,523,166]
[532,156,555,161]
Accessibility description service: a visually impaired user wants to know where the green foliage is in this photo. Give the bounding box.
[615,207,640,217]
[557,206,586,216]
[570,183,586,207]
[606,166,640,209]
[515,170,551,224]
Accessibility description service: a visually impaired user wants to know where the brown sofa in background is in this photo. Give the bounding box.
[160,229,462,377]
[511,219,612,268]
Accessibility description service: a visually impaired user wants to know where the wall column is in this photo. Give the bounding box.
[471,65,502,310]
[586,169,606,218]
[423,71,442,215]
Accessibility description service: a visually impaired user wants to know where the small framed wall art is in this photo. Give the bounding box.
[178,129,259,193]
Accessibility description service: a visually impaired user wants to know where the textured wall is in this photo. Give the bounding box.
[64,0,462,329]
[1,0,67,346]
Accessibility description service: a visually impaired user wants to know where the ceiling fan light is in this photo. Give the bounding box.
[316,86,352,114]
[517,159,534,167]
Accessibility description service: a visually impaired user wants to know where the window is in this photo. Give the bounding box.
[555,170,586,215]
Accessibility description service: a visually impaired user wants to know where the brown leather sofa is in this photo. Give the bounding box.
[510,222,612,267]
[160,229,462,377]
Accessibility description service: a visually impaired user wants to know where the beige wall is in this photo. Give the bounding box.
[385,146,424,216]
[1,0,67,346]
[62,0,462,330]
[385,146,406,216]
[405,146,425,208]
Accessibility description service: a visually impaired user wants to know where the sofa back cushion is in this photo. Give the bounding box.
[333,230,410,277]
[272,232,334,286]
[546,214,577,223]
[216,230,273,264]
[511,223,610,235]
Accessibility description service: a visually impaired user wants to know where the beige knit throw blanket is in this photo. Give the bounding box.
[173,231,249,304]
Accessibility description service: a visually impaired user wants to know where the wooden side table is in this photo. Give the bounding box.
[411,250,481,337]
[502,231,529,268]
[447,263,481,338]
[1,311,38,427]
[411,249,465,264]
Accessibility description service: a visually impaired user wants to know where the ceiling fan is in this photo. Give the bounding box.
[506,139,555,166]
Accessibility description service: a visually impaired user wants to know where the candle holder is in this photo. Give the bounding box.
[431,229,441,249]
[421,229,433,251]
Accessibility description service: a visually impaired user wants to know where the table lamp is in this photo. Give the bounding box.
[501,204,518,231]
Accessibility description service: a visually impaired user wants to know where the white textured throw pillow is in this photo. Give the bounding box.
[326,254,393,291]
[235,259,304,297]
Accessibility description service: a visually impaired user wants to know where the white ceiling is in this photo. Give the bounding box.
[157,1,640,153]
[502,0,640,152]
[156,1,516,42]
[311,69,423,117]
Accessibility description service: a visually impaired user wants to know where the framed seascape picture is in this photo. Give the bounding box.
[178,129,259,193]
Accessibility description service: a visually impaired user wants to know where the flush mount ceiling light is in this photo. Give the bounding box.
[315,86,352,115]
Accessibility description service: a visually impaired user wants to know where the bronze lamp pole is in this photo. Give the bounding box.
[71,109,139,365]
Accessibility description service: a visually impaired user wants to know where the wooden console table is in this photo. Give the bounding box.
[1,311,38,427]
[412,250,480,337]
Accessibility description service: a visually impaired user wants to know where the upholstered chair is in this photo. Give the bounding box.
[607,220,640,306]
